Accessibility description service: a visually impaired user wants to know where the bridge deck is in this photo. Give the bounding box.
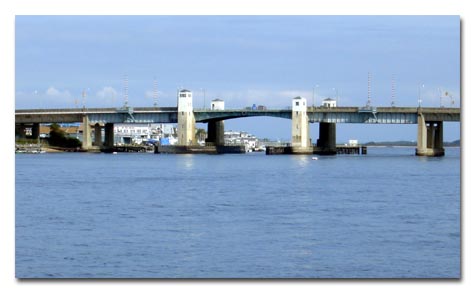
[15,106,460,124]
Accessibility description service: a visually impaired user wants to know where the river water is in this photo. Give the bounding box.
[15,147,460,278]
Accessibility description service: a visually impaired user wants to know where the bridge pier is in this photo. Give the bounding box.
[416,113,444,156]
[315,122,337,155]
[31,123,40,140]
[93,123,102,146]
[15,123,40,141]
[104,123,115,147]
[15,123,27,139]
[82,115,92,149]
[205,120,225,146]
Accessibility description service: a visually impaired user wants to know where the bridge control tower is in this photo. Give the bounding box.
[177,89,196,145]
[291,96,311,152]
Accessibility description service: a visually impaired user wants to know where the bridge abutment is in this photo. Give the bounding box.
[416,113,444,156]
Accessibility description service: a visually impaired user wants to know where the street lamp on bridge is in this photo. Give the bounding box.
[312,84,319,111]
[418,83,424,108]
[200,88,206,109]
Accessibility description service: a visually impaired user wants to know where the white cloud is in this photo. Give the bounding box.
[145,90,155,99]
[96,86,118,99]
[45,86,73,100]
[46,86,60,96]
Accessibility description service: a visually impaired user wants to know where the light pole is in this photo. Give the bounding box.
[82,88,87,109]
[333,87,339,107]
[201,88,206,109]
[418,83,424,108]
[312,85,319,111]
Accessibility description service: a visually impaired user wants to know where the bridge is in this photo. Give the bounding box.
[15,90,460,156]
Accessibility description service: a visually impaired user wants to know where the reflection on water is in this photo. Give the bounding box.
[179,154,195,170]
[292,155,310,168]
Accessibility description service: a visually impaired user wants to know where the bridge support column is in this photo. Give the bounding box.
[104,123,114,148]
[15,123,27,139]
[205,120,224,146]
[416,113,444,156]
[291,97,312,153]
[93,123,102,146]
[315,122,337,155]
[31,123,40,140]
[82,115,92,150]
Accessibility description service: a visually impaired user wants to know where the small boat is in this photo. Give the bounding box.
[112,152,118,155]
[312,157,318,160]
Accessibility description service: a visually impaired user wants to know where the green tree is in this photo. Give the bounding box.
[195,128,207,142]
[49,123,81,148]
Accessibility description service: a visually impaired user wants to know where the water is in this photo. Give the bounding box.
[15,147,460,278]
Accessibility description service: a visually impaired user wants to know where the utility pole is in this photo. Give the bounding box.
[366,72,372,108]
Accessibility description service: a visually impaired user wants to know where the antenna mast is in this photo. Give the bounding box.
[366,72,372,107]
[391,74,396,107]
[82,88,87,108]
[123,74,129,107]
[153,77,158,107]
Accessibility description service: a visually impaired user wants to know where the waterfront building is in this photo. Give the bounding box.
[114,123,176,145]
[224,130,259,152]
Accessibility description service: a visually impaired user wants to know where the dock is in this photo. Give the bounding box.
[266,145,367,155]
[336,145,367,155]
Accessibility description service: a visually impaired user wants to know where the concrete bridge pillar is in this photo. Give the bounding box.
[104,123,114,148]
[15,123,27,139]
[416,113,444,156]
[82,115,92,149]
[316,122,337,155]
[177,89,196,146]
[31,123,40,140]
[291,97,311,153]
[205,120,225,146]
[93,123,102,146]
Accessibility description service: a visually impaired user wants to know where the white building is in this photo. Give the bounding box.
[114,123,177,145]
[322,98,337,108]
[211,99,225,110]
[348,139,358,146]
[224,130,260,152]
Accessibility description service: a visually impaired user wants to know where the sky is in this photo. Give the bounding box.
[15,15,461,142]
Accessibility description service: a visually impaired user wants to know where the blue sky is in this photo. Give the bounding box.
[15,15,460,142]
